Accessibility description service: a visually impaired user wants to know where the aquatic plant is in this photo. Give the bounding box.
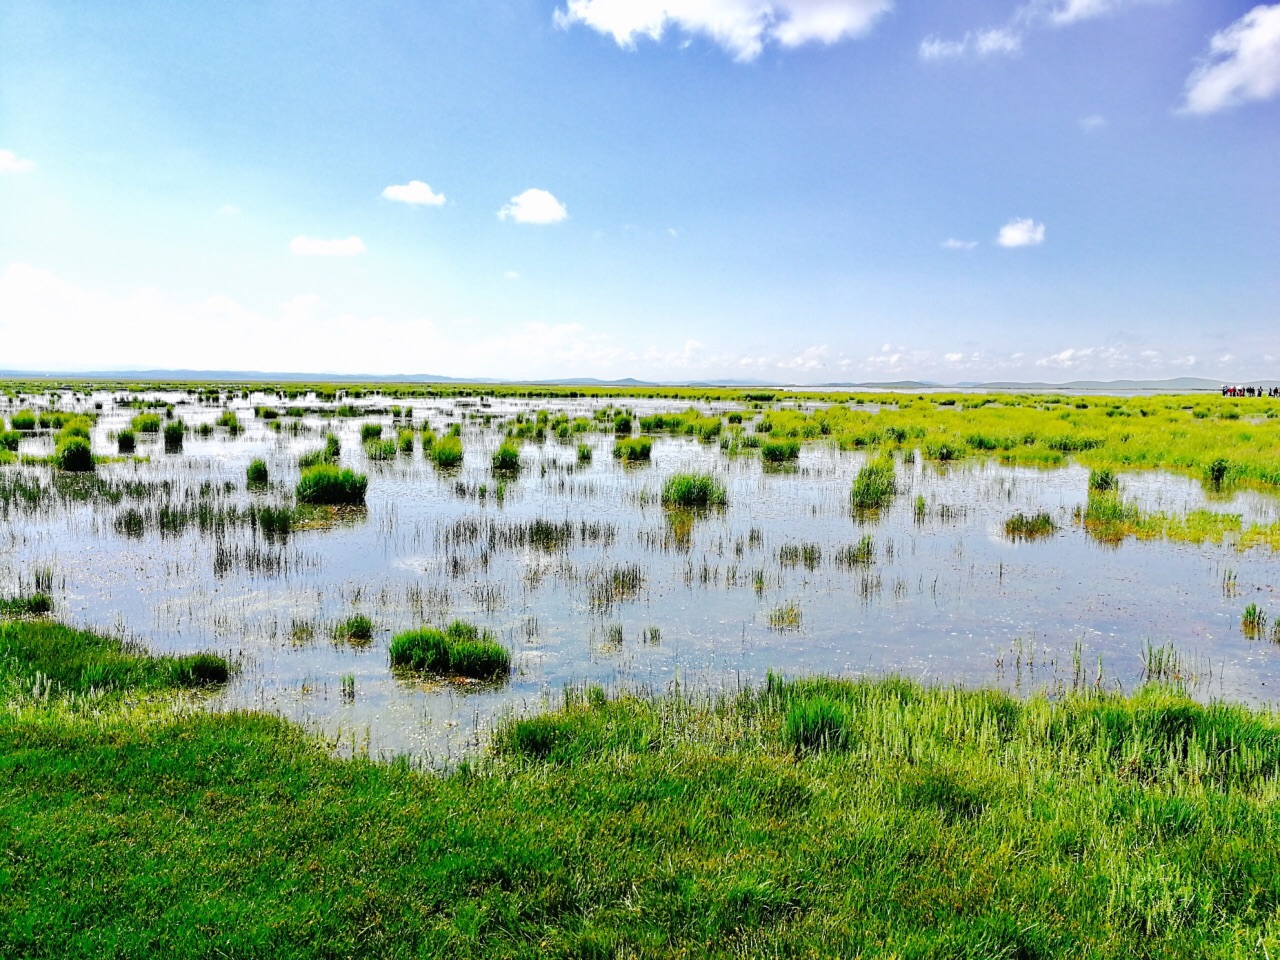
[131,413,162,433]
[1088,468,1117,492]
[53,435,93,472]
[767,603,803,631]
[1243,604,1267,639]
[163,420,185,451]
[295,465,368,505]
[10,409,36,431]
[431,434,463,468]
[0,430,21,452]
[577,442,592,463]
[388,620,510,680]
[0,593,53,618]
[850,454,895,510]
[338,614,373,643]
[364,438,397,461]
[1005,511,1057,541]
[299,433,341,468]
[834,535,875,567]
[217,410,242,434]
[760,439,800,462]
[661,473,726,508]
[397,428,414,453]
[361,422,383,442]
[491,440,521,473]
[612,436,653,462]
[246,459,269,486]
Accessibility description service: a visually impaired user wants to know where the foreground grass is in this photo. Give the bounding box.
[6,623,1280,956]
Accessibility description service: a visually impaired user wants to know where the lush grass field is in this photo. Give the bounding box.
[4,618,1280,957]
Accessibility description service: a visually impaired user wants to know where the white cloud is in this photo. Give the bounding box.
[289,236,366,256]
[923,0,1153,63]
[381,180,447,206]
[555,0,892,62]
[498,188,568,225]
[1079,114,1106,131]
[1183,5,1280,114]
[504,270,520,281]
[0,149,36,174]
[997,218,1045,248]
[920,27,1021,60]
[218,204,241,216]
[943,238,979,250]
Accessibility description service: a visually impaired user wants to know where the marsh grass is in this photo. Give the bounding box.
[296,465,368,506]
[337,614,374,644]
[246,458,269,486]
[850,454,895,511]
[299,433,341,468]
[1004,511,1057,541]
[760,439,800,463]
[388,620,510,680]
[577,442,592,463]
[0,430,20,452]
[431,434,463,469]
[361,422,383,442]
[612,436,652,462]
[661,473,726,508]
[0,618,229,694]
[0,593,53,618]
[53,434,93,472]
[767,602,803,631]
[10,409,36,431]
[491,440,521,473]
[1243,603,1267,639]
[162,420,185,451]
[131,412,161,433]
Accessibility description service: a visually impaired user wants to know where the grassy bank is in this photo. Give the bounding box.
[3,621,1280,956]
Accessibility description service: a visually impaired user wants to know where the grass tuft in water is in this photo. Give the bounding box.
[246,458,269,486]
[338,614,373,644]
[850,454,896,510]
[613,436,652,462]
[1243,603,1268,639]
[760,439,800,462]
[1004,511,1057,541]
[0,593,53,618]
[116,429,135,454]
[431,434,463,469]
[491,440,521,473]
[295,465,367,505]
[661,472,726,508]
[388,620,510,680]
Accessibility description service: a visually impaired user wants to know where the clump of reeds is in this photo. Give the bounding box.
[492,440,521,473]
[1088,468,1116,492]
[364,438,396,461]
[577,443,592,463]
[388,620,510,680]
[217,410,242,434]
[299,434,341,468]
[0,593,53,618]
[295,465,367,505]
[338,614,373,644]
[397,429,414,453]
[361,423,383,442]
[1205,457,1231,488]
[768,603,803,631]
[834,535,875,567]
[246,459,269,486]
[761,439,800,463]
[850,454,895,510]
[53,435,93,472]
[613,437,652,462]
[163,420,185,452]
[0,430,20,452]
[1004,511,1057,541]
[1243,603,1267,639]
[431,434,463,468]
[10,410,36,431]
[131,413,161,433]
[661,473,726,508]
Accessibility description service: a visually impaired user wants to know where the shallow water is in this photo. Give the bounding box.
[2,390,1278,762]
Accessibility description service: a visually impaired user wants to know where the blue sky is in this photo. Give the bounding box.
[1,0,1277,383]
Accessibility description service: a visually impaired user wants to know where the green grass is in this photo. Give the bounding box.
[298,433,341,468]
[0,430,20,452]
[162,419,185,450]
[431,434,463,468]
[9,667,1280,956]
[0,618,228,694]
[246,458,269,485]
[116,429,135,453]
[576,442,592,463]
[612,436,652,462]
[337,614,373,643]
[130,412,161,433]
[397,428,414,453]
[760,438,800,462]
[491,440,521,472]
[661,472,726,507]
[1005,510,1058,540]
[295,465,368,506]
[9,409,36,431]
[850,453,896,510]
[0,593,52,618]
[388,620,510,680]
[360,422,383,442]
[52,434,93,472]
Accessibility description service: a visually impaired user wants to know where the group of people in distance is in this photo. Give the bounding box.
[1221,385,1280,397]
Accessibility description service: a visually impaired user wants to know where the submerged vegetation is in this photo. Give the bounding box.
[1005,510,1058,541]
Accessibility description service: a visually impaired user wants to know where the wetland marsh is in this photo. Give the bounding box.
[2,383,1280,761]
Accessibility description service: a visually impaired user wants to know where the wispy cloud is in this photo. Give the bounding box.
[0,149,36,174]
[289,236,366,256]
[555,0,892,62]
[1183,4,1280,114]
[997,218,1045,248]
[943,238,979,250]
[498,189,568,225]
[381,180,446,206]
[921,0,1157,62]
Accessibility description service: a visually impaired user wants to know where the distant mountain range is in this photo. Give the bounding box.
[1,370,1275,392]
